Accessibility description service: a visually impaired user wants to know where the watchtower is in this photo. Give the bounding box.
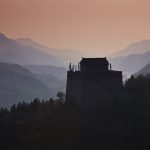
[65,57,123,110]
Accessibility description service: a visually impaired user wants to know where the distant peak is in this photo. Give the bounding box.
[16,38,38,45]
[0,32,6,38]
[141,39,150,42]
[0,32,11,42]
[17,38,33,42]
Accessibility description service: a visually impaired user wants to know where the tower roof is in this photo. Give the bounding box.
[80,57,109,65]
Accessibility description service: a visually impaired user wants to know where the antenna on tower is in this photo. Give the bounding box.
[69,62,71,71]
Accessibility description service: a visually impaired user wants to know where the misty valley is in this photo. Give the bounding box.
[1,33,150,150]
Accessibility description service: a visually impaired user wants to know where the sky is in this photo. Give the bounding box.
[0,0,150,56]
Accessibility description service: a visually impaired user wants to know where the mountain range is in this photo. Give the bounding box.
[110,51,150,75]
[110,39,150,58]
[0,62,54,108]
[0,33,63,66]
[136,63,150,76]
[0,33,72,107]
[25,65,67,80]
[110,40,150,76]
[25,65,67,92]
[2,32,150,76]
[1,32,150,107]
[17,38,83,66]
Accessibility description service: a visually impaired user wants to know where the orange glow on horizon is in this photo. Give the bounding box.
[0,0,150,56]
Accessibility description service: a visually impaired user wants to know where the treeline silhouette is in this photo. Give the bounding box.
[1,76,150,150]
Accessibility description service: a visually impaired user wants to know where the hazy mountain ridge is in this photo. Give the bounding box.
[0,33,63,66]
[110,50,150,75]
[136,63,150,76]
[17,38,84,66]
[0,33,68,107]
[2,32,150,106]
[110,39,150,58]
[25,65,67,80]
[0,62,54,108]
[35,73,66,92]
[25,65,67,92]
[0,61,32,76]
[109,40,150,76]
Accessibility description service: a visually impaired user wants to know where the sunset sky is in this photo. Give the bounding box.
[0,0,150,56]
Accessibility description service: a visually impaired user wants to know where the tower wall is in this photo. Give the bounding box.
[66,70,123,110]
[66,58,123,110]
[65,72,83,107]
[82,77,122,110]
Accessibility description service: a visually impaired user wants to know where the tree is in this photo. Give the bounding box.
[56,91,65,103]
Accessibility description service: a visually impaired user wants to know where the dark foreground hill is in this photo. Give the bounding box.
[0,62,53,107]
[0,75,150,150]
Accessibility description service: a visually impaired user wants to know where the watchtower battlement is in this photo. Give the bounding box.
[66,57,123,110]
[80,57,109,73]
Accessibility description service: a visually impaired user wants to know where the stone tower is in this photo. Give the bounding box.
[65,57,123,110]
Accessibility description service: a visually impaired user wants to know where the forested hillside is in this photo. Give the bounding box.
[1,75,150,150]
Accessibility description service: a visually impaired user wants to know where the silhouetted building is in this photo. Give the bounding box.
[66,57,123,110]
